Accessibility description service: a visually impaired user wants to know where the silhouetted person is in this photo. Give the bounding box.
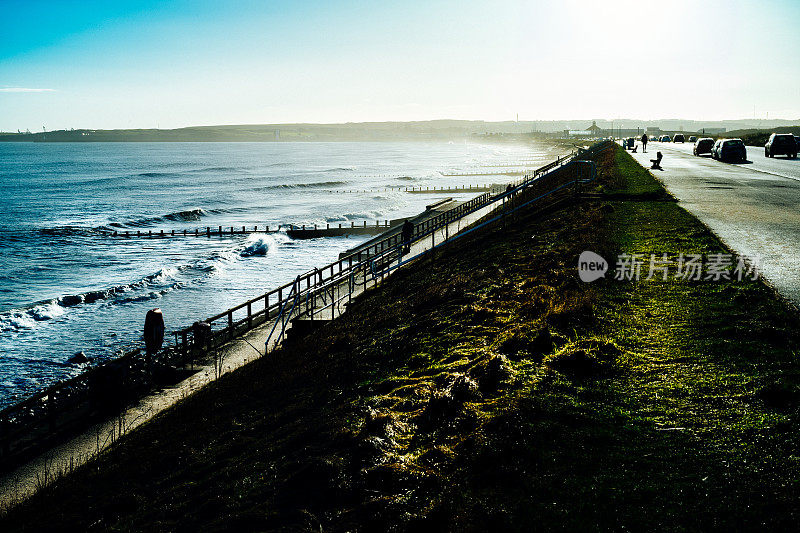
[641,133,648,153]
[650,151,663,170]
[401,219,413,254]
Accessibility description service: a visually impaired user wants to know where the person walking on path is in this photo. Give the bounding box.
[401,219,413,255]
[641,133,648,153]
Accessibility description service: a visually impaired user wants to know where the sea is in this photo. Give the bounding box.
[0,140,562,408]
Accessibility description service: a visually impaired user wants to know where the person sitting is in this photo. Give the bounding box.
[650,151,663,170]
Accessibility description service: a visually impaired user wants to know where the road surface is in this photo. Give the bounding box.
[627,140,800,306]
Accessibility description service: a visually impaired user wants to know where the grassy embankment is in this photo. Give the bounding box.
[3,144,800,531]
[724,125,800,146]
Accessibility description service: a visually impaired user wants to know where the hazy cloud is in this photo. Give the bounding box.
[0,87,55,93]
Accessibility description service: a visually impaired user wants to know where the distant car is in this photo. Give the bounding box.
[693,137,714,156]
[712,138,747,162]
[688,136,697,142]
[673,134,685,143]
[764,133,797,158]
[660,135,671,142]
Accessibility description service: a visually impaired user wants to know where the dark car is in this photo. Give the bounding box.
[765,133,797,158]
[673,134,685,143]
[693,137,714,156]
[660,135,671,142]
[712,138,747,162]
[688,136,697,142]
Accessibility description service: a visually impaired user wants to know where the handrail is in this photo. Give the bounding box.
[0,141,614,467]
[173,147,584,344]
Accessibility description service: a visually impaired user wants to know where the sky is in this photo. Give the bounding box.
[1,0,799,130]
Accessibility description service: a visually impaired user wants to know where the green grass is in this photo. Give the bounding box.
[3,144,800,531]
[721,125,800,146]
[597,143,672,199]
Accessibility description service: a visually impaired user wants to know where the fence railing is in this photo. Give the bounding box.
[0,140,613,469]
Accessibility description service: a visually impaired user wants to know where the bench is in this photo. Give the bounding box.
[650,152,663,170]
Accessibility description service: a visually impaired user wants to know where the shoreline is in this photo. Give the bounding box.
[4,142,800,529]
[0,166,549,510]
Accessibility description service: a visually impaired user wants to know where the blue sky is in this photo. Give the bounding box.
[1,0,799,130]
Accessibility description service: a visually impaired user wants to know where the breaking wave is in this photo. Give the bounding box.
[136,171,176,178]
[38,226,102,237]
[325,210,386,223]
[239,232,291,257]
[190,166,244,173]
[106,208,212,228]
[0,267,182,333]
[252,180,349,191]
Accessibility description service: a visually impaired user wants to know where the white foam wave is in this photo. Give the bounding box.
[239,232,291,257]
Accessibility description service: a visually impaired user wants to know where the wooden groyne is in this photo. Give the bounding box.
[440,170,526,177]
[286,220,400,239]
[287,198,455,239]
[103,226,276,238]
[102,221,406,239]
[0,142,613,507]
[406,184,495,194]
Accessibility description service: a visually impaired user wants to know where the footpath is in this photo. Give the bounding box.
[4,144,800,531]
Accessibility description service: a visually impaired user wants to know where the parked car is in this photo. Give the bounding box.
[660,135,671,142]
[712,138,747,162]
[673,134,685,143]
[688,136,697,142]
[764,133,797,158]
[693,137,715,156]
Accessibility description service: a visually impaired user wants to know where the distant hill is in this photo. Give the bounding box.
[721,125,800,146]
[0,121,542,143]
[2,118,798,142]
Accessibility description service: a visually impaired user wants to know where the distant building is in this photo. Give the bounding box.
[566,121,604,138]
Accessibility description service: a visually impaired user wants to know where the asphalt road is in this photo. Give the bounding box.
[627,140,800,306]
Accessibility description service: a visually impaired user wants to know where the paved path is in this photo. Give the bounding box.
[628,140,800,306]
[0,189,508,510]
